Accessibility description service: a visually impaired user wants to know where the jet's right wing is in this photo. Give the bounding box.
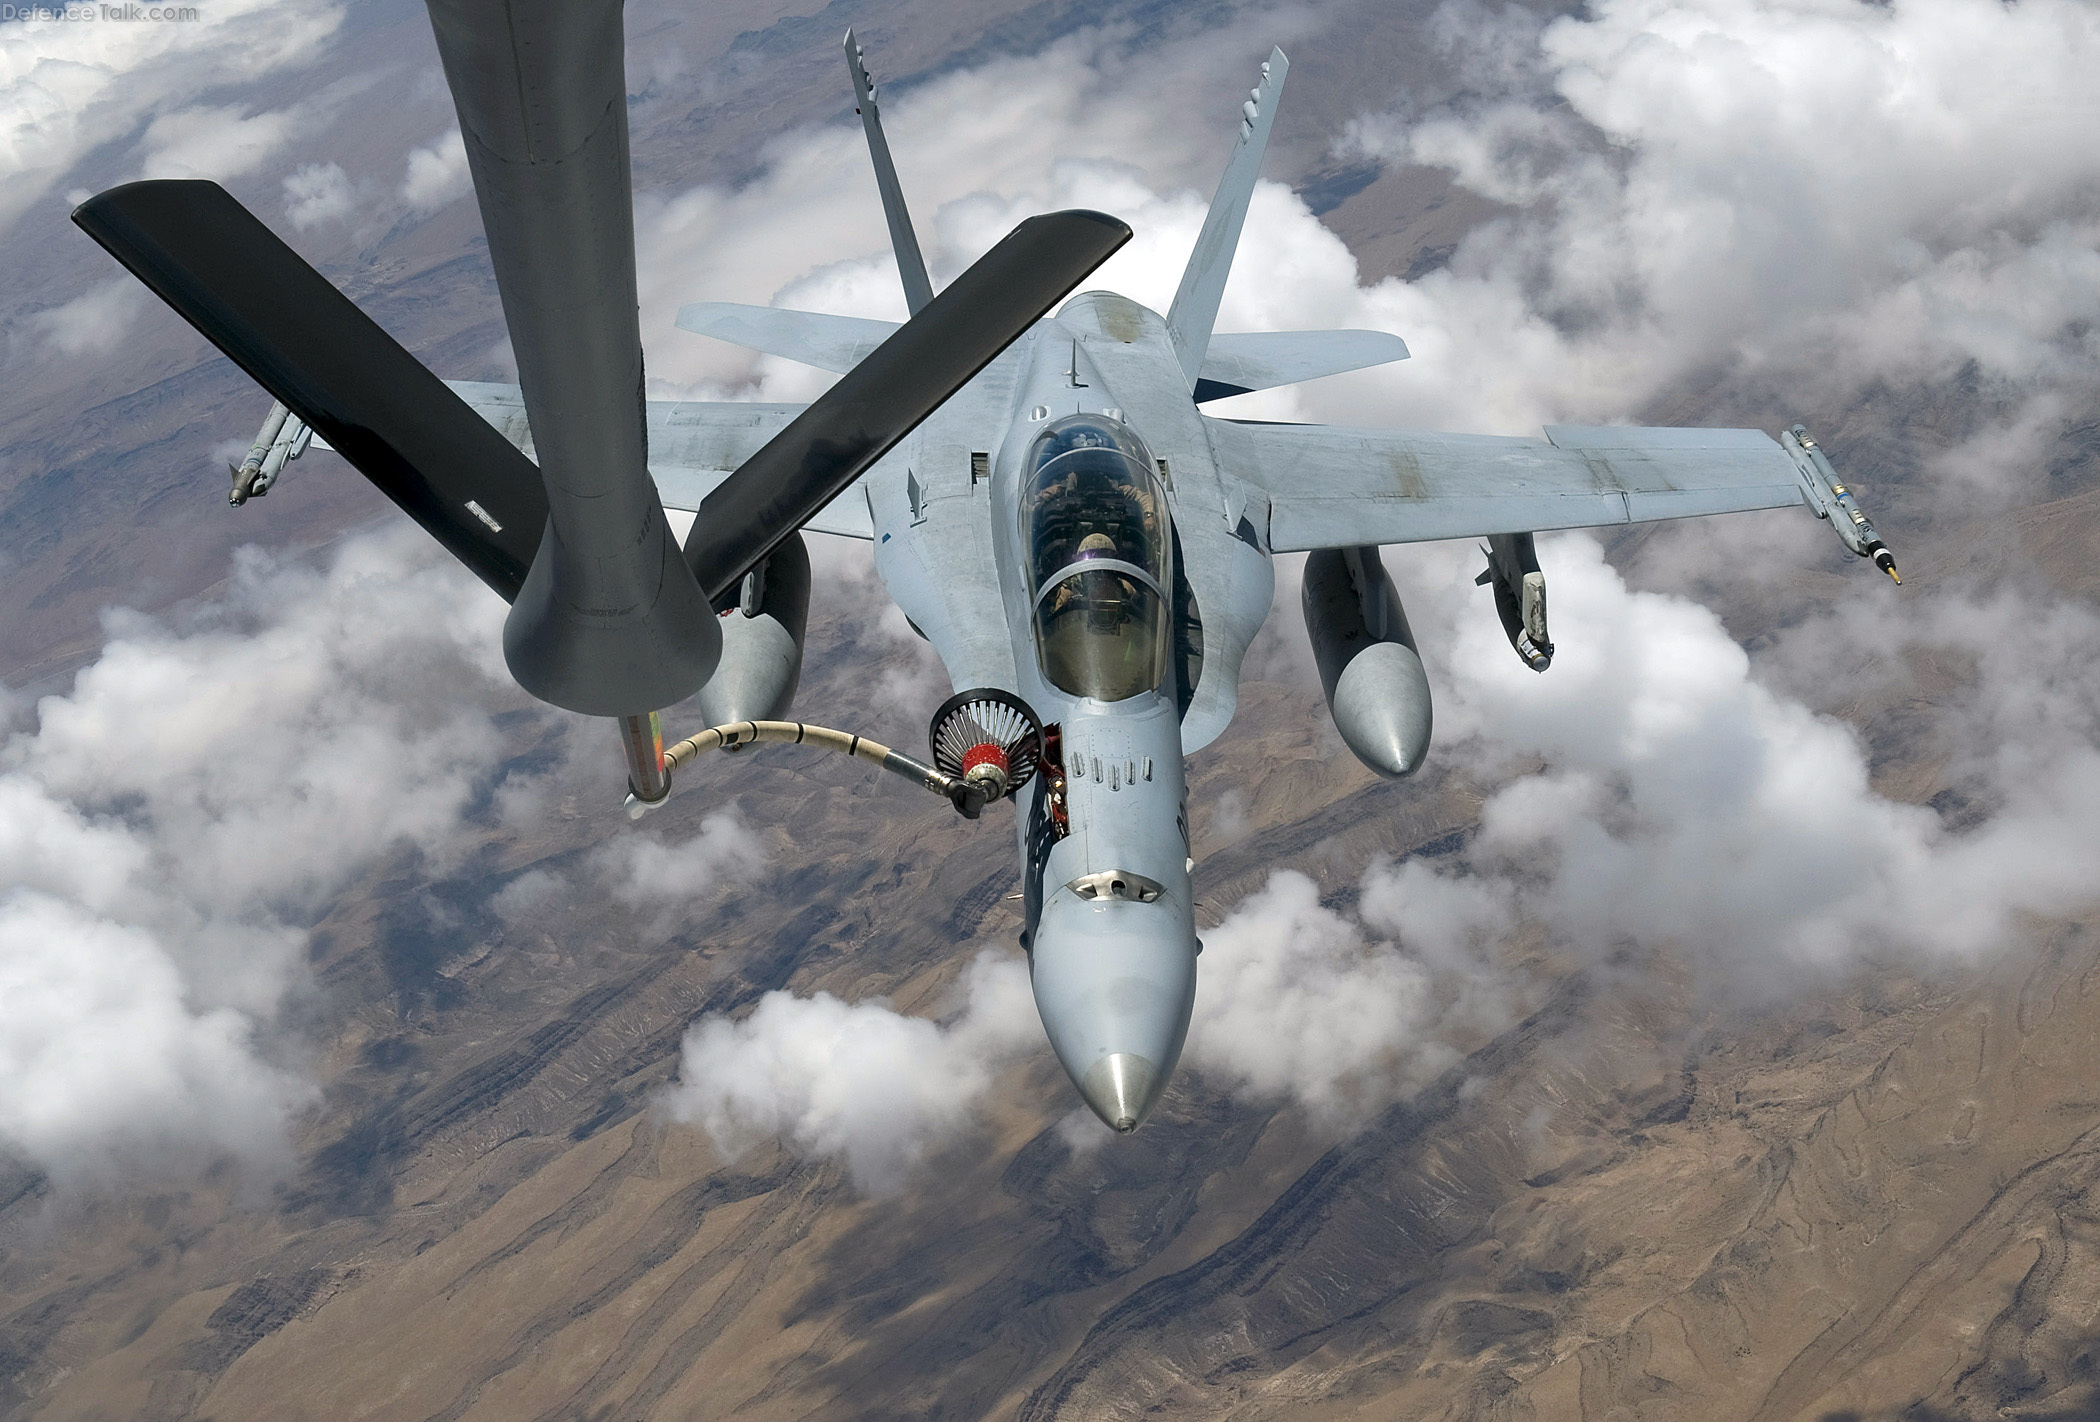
[1207,417,1813,551]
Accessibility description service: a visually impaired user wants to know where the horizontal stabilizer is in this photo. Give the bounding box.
[440,380,811,471]
[72,180,546,601]
[682,208,1131,599]
[1195,328,1408,402]
[655,468,873,541]
[675,302,900,374]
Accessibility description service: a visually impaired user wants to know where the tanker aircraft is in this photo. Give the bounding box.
[76,7,1899,1135]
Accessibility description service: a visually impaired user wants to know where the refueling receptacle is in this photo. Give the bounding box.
[929,688,1046,813]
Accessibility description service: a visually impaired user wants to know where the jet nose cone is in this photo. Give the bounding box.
[1030,885,1196,1137]
[1079,1053,1162,1133]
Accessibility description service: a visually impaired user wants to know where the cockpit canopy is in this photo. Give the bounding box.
[1022,414,1172,702]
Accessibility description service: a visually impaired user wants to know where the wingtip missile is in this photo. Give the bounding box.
[1783,424,1902,585]
[227,398,289,505]
[224,398,314,506]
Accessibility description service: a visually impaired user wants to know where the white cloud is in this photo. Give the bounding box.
[136,102,298,182]
[28,276,144,356]
[596,809,767,905]
[1322,0,2100,436]
[0,525,527,1186]
[489,867,565,927]
[0,0,344,234]
[25,535,514,917]
[1185,868,1509,1121]
[1374,536,2100,992]
[662,948,1039,1192]
[0,892,309,1181]
[282,159,353,230]
[1176,534,2100,1115]
[399,126,468,212]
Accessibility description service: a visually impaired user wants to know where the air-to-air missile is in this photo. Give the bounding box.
[1302,544,1434,777]
[1781,424,1901,582]
[1475,531,1554,671]
[228,399,312,506]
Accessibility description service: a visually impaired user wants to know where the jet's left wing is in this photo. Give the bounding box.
[651,463,873,541]
[442,382,873,539]
[1207,418,1812,551]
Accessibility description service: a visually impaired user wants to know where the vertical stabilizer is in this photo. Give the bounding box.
[1166,47,1288,388]
[844,30,935,315]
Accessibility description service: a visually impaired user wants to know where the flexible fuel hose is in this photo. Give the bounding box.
[630,720,975,819]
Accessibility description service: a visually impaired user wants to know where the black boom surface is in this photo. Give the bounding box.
[73,180,547,601]
[683,208,1131,599]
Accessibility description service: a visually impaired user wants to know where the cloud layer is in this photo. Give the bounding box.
[1327,0,2100,445]
[0,527,526,1185]
[1186,865,1512,1119]
[662,948,1038,1192]
[1412,537,2100,981]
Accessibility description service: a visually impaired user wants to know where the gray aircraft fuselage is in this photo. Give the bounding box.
[862,289,1277,1131]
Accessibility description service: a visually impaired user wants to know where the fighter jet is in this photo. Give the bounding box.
[75,11,1900,1136]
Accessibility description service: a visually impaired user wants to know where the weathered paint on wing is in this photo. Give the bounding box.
[1209,418,1811,552]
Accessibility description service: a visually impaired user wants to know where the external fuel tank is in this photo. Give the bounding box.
[1301,545,1433,778]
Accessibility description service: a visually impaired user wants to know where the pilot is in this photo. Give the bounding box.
[1034,467,1081,507]
[1119,478,1160,544]
[1047,533,1120,618]
[1033,457,1162,578]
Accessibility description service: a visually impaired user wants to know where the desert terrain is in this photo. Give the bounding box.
[2,0,2097,1418]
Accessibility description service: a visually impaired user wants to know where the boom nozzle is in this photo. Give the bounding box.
[618,711,670,806]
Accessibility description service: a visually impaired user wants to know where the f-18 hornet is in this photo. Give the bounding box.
[75,3,1899,1133]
